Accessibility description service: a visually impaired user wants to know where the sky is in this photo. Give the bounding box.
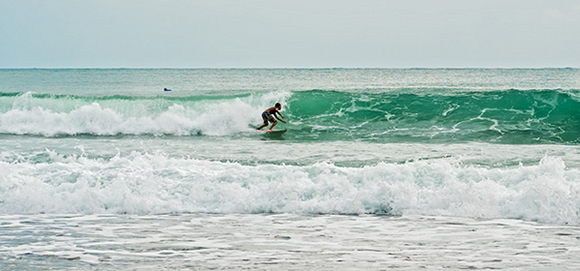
[1,0,579,68]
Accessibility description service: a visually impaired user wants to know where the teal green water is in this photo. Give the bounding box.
[3,69,580,271]
[2,69,580,223]
[287,89,580,143]
[1,87,579,144]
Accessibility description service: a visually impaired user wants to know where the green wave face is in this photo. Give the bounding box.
[285,89,580,144]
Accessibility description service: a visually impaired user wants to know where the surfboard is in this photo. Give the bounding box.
[260,129,287,134]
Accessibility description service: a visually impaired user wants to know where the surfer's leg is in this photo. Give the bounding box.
[257,113,269,129]
[266,114,277,130]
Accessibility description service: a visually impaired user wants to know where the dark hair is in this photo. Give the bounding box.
[275,103,281,108]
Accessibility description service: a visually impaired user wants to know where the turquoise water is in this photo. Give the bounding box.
[2,88,580,144]
[2,69,580,143]
[3,69,580,270]
[1,68,580,222]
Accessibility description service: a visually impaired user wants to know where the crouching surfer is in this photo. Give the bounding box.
[257,103,286,130]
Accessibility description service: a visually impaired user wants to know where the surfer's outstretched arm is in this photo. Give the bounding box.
[273,110,286,123]
[275,115,286,123]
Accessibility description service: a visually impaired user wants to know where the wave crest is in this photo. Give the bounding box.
[0,92,290,136]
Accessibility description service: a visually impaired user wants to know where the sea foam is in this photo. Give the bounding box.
[0,92,290,136]
[1,151,579,225]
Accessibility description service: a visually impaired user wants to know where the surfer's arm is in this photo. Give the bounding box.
[274,114,286,123]
[275,110,285,119]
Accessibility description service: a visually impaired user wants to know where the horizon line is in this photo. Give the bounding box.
[1,67,578,70]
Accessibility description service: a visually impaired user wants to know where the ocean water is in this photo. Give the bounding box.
[1,68,580,270]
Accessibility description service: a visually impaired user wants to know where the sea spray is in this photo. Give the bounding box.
[0,91,291,136]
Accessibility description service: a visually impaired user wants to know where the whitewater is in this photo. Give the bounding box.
[1,68,580,270]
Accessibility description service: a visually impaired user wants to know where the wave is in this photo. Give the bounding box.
[1,150,579,224]
[0,91,290,137]
[287,88,580,144]
[1,89,580,143]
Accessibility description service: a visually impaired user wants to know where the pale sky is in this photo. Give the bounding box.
[1,0,579,68]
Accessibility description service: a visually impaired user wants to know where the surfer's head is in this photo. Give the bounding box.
[275,103,281,109]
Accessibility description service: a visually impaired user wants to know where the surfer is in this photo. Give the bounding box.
[257,103,286,130]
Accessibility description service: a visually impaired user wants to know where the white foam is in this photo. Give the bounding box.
[0,91,291,136]
[1,150,579,225]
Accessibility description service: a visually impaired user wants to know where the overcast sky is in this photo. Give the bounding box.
[1,0,579,68]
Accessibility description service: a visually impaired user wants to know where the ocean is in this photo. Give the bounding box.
[1,68,580,270]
